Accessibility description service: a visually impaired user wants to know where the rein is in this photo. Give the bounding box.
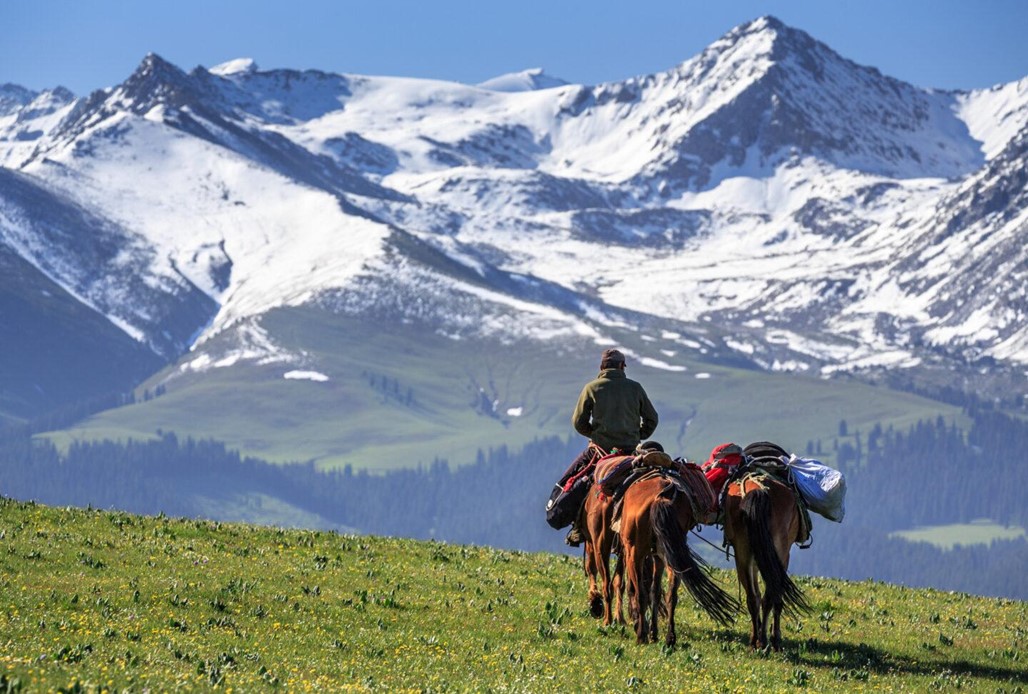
[690,527,734,561]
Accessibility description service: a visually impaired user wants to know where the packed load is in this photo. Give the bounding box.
[784,454,847,522]
[701,442,744,495]
[547,441,720,530]
[675,458,718,525]
[545,464,593,529]
[598,443,717,526]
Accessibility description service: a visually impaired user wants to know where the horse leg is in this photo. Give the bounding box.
[763,495,801,652]
[647,556,663,644]
[594,531,614,626]
[769,597,784,652]
[729,514,762,650]
[612,546,626,625]
[664,564,678,647]
[584,539,604,619]
[769,536,794,651]
[734,550,763,650]
[637,555,652,644]
[759,587,781,651]
[749,567,766,649]
[623,543,648,644]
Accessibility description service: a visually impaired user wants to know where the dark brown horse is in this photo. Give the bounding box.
[723,442,810,651]
[580,482,625,626]
[619,474,738,645]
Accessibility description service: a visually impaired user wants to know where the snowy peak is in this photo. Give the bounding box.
[209,58,258,77]
[632,14,985,188]
[956,76,1028,159]
[196,63,352,124]
[477,68,570,92]
[0,85,74,120]
[732,14,827,59]
[0,83,38,115]
[0,84,76,167]
[715,14,859,79]
[116,52,209,113]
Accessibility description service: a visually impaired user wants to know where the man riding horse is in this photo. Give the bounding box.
[560,348,659,546]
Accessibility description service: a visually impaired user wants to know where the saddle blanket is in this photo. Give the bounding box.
[594,454,637,494]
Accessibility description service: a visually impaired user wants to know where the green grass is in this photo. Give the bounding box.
[890,519,1027,550]
[1,497,1025,692]
[43,309,965,475]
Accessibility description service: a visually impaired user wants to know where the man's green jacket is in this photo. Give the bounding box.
[572,368,658,453]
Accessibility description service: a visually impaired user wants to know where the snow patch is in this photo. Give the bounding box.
[637,356,686,372]
[284,370,329,382]
[210,58,258,76]
[477,68,569,92]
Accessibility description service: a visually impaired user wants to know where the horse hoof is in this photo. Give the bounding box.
[589,595,604,619]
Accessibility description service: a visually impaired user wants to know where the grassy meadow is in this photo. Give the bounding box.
[44,310,964,474]
[890,520,1027,551]
[1,497,1025,692]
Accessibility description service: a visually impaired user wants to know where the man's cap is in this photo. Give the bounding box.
[600,348,626,368]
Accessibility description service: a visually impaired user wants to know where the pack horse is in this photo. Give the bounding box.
[723,442,811,651]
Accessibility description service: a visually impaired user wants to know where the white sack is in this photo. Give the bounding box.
[785,454,846,522]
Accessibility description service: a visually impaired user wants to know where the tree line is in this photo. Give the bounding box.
[0,406,1025,600]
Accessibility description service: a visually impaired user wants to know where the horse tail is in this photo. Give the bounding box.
[651,486,738,626]
[740,486,809,615]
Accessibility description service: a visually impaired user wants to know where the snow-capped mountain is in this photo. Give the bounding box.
[0,83,75,168]
[2,15,1027,423]
[477,68,569,92]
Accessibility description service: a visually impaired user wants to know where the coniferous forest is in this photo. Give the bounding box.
[1,406,1025,600]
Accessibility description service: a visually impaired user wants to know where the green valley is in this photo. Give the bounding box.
[45,311,964,473]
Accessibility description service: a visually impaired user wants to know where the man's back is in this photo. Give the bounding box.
[573,367,658,453]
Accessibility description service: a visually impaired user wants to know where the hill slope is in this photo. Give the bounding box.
[2,15,1028,443]
[50,311,963,471]
[0,498,1024,691]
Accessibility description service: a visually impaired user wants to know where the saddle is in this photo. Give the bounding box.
[594,454,637,495]
[719,443,813,547]
[595,449,677,494]
[606,454,718,532]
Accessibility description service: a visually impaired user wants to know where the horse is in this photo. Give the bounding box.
[580,481,625,626]
[618,472,738,645]
[579,444,669,628]
[723,441,810,651]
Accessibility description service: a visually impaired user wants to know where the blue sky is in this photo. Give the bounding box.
[3,0,1027,96]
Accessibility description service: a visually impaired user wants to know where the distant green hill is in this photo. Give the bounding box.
[44,310,964,472]
[0,498,1024,692]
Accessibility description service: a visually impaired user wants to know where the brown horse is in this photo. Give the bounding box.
[619,474,738,645]
[723,442,810,651]
[580,483,625,626]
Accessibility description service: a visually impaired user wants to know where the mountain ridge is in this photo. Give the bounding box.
[2,14,1027,441]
